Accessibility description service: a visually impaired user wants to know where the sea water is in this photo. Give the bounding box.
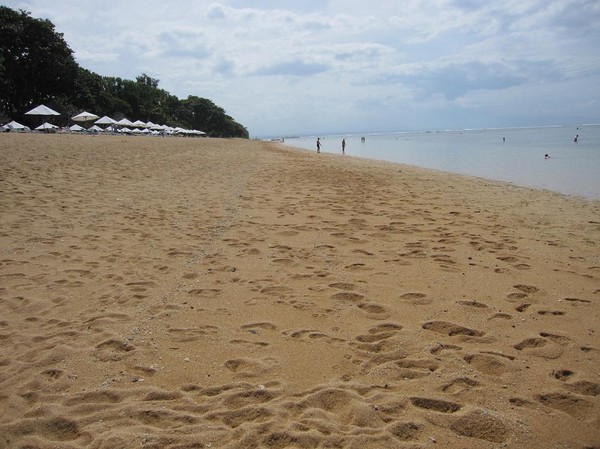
[282,125,600,200]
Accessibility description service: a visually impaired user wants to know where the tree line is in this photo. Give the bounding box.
[0,6,249,138]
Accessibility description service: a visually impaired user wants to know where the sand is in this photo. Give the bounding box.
[0,133,599,449]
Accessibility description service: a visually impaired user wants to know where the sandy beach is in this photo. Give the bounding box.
[0,133,599,448]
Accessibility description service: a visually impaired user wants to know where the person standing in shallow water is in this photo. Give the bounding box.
[342,138,346,155]
[316,138,321,153]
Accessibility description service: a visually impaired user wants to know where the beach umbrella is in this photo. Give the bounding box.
[2,120,28,131]
[95,115,116,125]
[116,118,134,127]
[25,104,60,128]
[5,120,27,129]
[95,116,117,132]
[25,104,60,116]
[89,125,103,132]
[132,120,147,128]
[35,122,58,130]
[69,124,85,132]
[72,111,99,123]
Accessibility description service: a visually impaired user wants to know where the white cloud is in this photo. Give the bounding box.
[3,0,599,136]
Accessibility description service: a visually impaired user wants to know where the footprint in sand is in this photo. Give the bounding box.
[261,285,294,296]
[241,322,278,332]
[354,323,403,343]
[329,282,358,290]
[456,300,488,309]
[464,354,508,376]
[229,339,269,348]
[271,258,295,266]
[356,302,390,318]
[224,357,278,378]
[188,288,221,297]
[515,303,531,312]
[367,323,404,333]
[563,297,591,304]
[167,325,219,342]
[514,284,539,294]
[537,310,566,316]
[441,377,481,394]
[410,397,462,413]
[430,343,462,354]
[513,337,563,359]
[344,263,369,271]
[355,331,397,343]
[536,392,595,419]
[539,332,571,346]
[552,369,576,381]
[284,328,342,344]
[422,321,485,337]
[507,292,528,301]
[448,409,509,443]
[562,381,600,397]
[388,421,422,441]
[352,249,374,256]
[93,339,136,362]
[331,291,365,302]
[392,359,440,379]
[400,292,432,305]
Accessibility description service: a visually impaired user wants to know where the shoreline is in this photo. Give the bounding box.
[1,134,599,448]
[282,140,600,204]
[280,125,600,201]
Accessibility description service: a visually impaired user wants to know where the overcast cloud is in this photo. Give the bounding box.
[4,0,599,136]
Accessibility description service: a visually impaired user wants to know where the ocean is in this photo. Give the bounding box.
[281,125,600,200]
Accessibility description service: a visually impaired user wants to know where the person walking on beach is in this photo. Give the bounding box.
[316,137,321,153]
[574,134,579,143]
[342,138,346,155]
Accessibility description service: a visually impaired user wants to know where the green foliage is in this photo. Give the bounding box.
[0,6,249,138]
[0,6,78,117]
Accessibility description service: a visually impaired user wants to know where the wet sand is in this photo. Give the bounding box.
[0,133,599,448]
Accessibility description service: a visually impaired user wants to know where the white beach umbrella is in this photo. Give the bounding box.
[25,104,60,127]
[116,118,134,127]
[35,122,58,130]
[4,120,27,129]
[132,120,147,128]
[89,125,103,132]
[25,104,60,116]
[69,124,85,132]
[72,111,99,122]
[95,116,117,125]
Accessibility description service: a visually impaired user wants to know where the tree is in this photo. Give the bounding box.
[180,96,249,138]
[0,7,78,118]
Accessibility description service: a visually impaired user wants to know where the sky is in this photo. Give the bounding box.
[4,0,600,137]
